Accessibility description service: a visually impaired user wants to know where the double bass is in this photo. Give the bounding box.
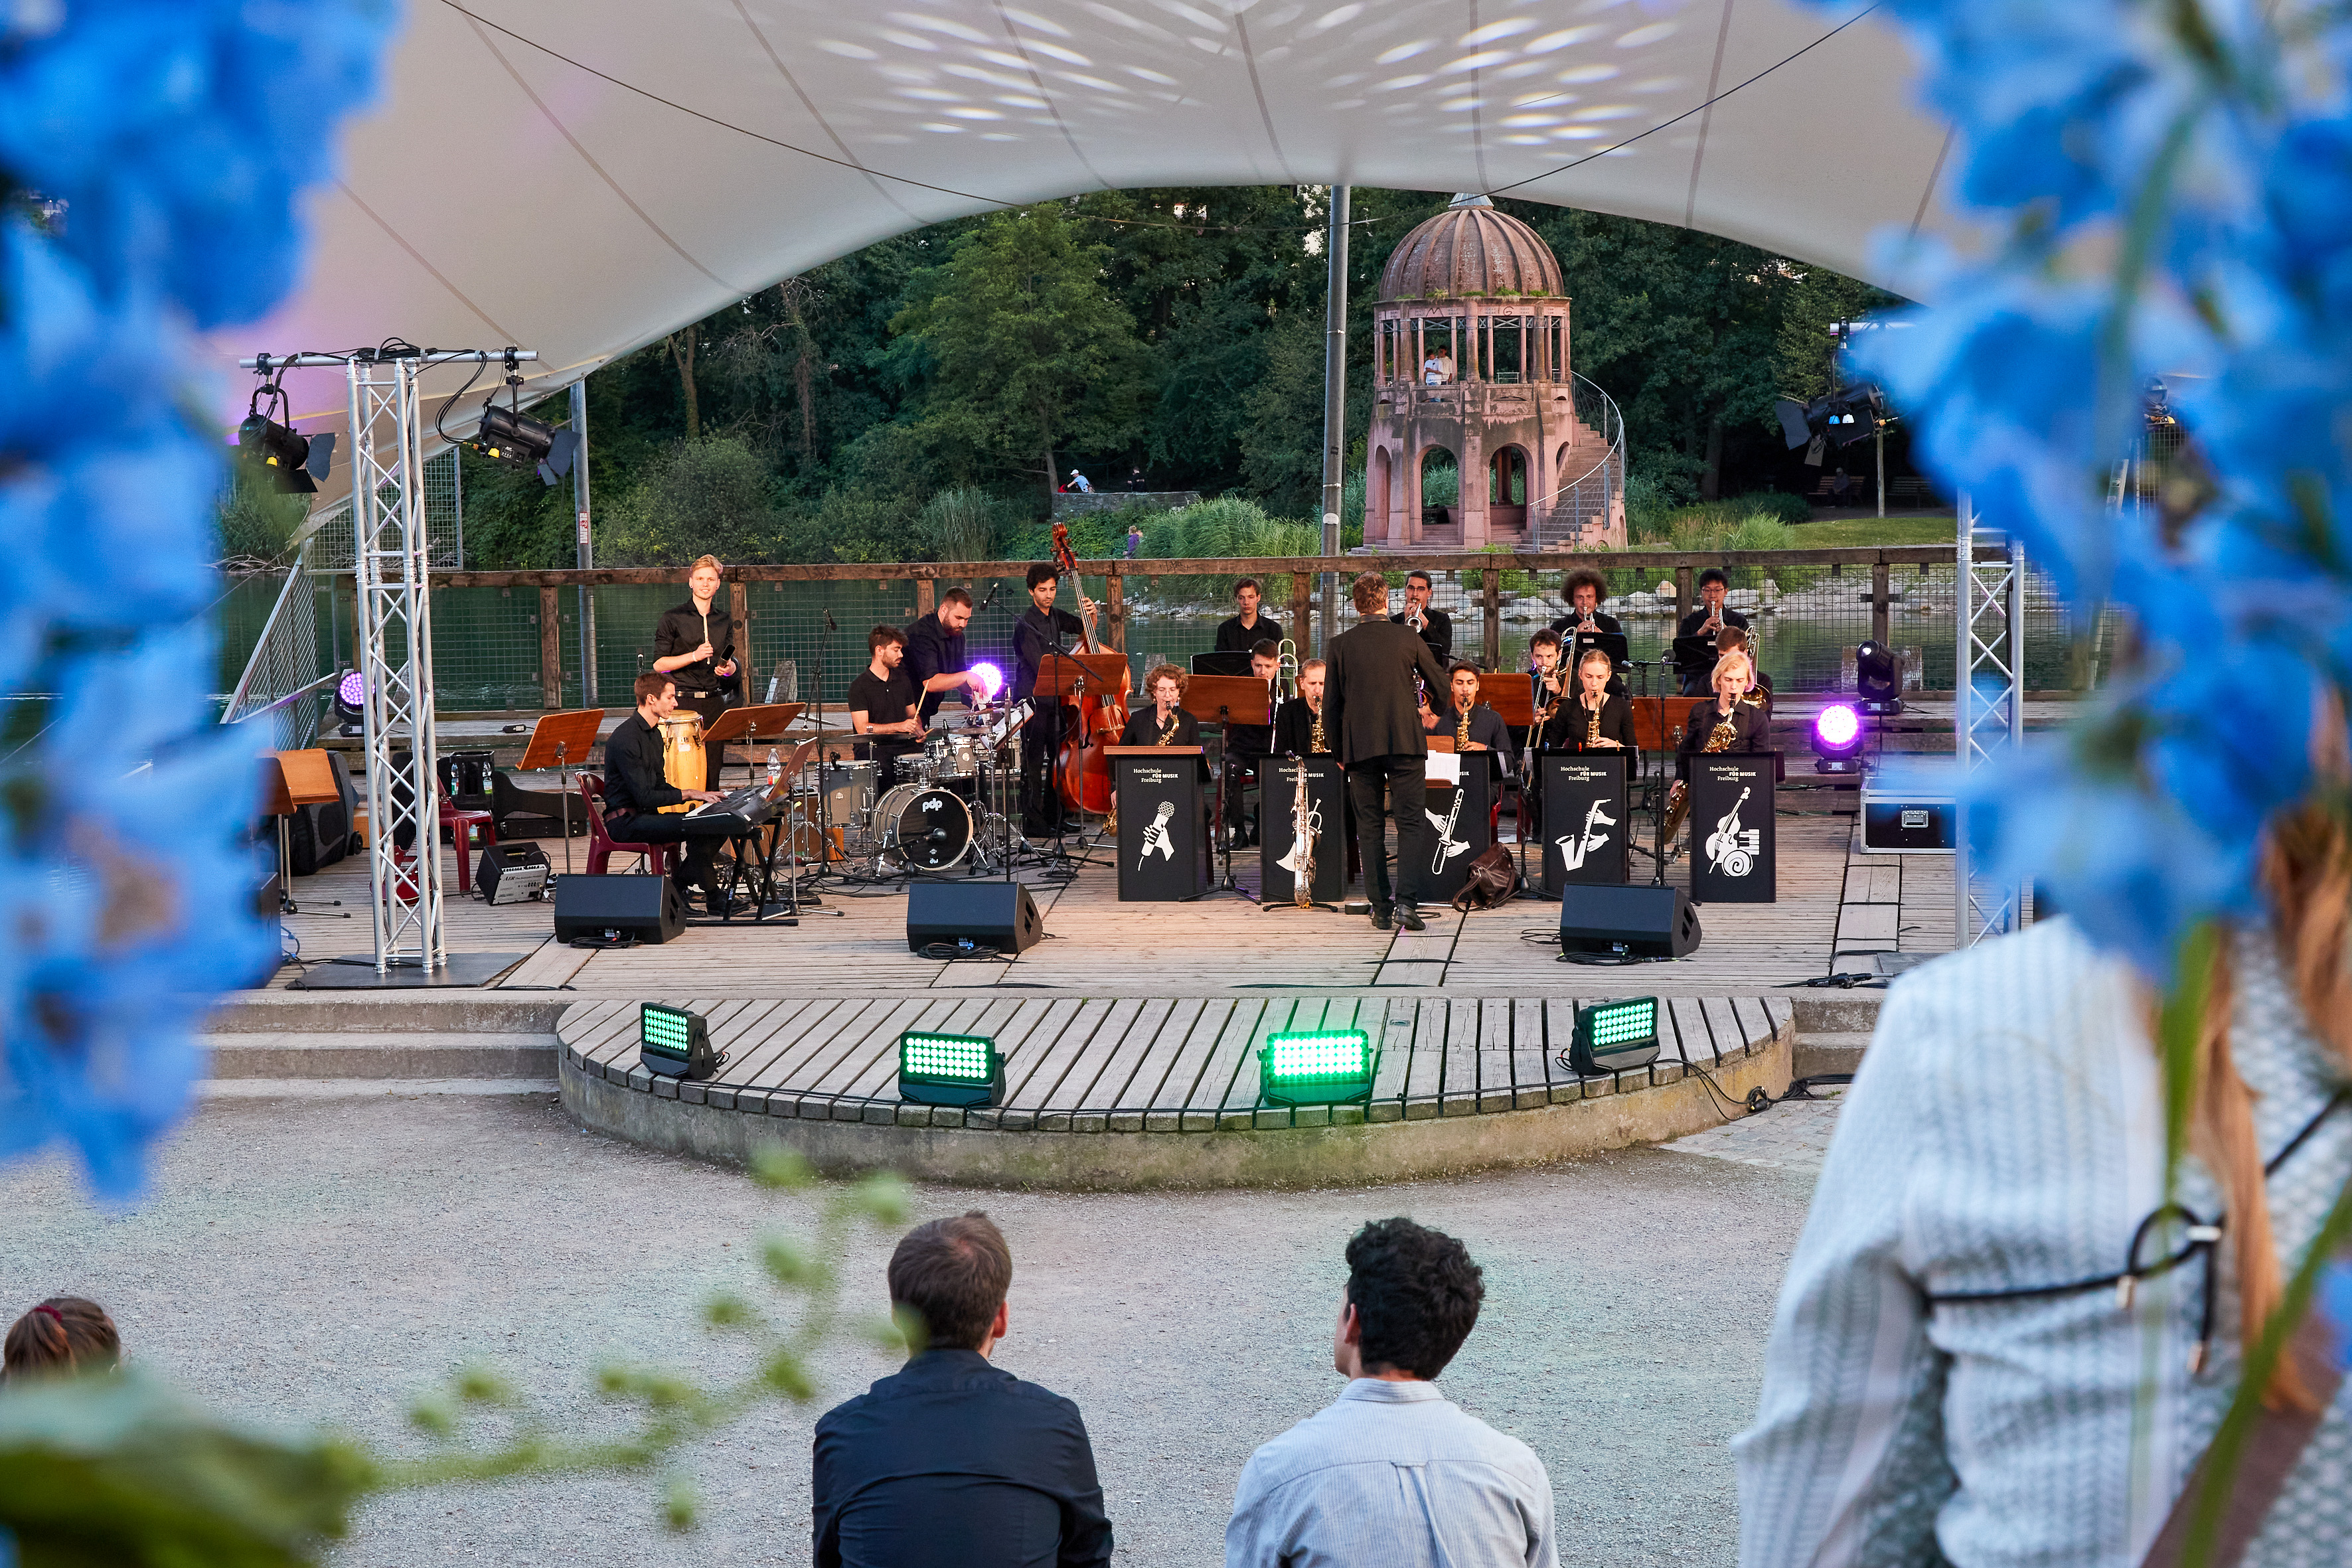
[1048,522,1128,817]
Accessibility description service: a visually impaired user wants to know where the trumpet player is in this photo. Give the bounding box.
[1676,568,1751,695]
[1391,570,1453,663]
[1274,659,1330,757]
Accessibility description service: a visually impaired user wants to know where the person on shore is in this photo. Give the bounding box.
[813,1213,1112,1568]
[4,1296,121,1381]
[1225,1218,1555,1568]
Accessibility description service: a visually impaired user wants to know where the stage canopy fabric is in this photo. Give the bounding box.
[224,0,1947,437]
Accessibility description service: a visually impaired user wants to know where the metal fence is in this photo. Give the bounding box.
[217,545,2112,717]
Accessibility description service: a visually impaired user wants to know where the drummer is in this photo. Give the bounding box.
[651,554,736,790]
[847,625,925,787]
[905,587,990,725]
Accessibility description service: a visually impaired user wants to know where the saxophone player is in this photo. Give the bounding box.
[1567,647,1638,755]
[1660,651,1769,852]
[1273,659,1330,756]
[1119,664,1202,746]
[1421,663,1514,757]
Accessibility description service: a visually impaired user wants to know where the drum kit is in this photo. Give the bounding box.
[822,699,1032,874]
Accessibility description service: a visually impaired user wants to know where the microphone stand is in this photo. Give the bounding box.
[802,607,835,905]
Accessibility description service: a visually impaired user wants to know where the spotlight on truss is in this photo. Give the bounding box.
[477,400,581,487]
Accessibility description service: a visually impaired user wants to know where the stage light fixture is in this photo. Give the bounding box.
[971,661,1004,701]
[641,1002,722,1081]
[476,400,581,487]
[898,1030,1004,1107]
[1565,996,1661,1076]
[1812,702,1864,774]
[236,404,335,495]
[1855,640,1903,716]
[1259,1029,1378,1107]
[335,669,365,736]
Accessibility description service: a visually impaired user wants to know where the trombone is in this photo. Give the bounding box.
[1275,638,1300,704]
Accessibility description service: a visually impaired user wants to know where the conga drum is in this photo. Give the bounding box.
[657,712,706,813]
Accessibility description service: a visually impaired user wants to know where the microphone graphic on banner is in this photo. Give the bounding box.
[1138,801,1176,866]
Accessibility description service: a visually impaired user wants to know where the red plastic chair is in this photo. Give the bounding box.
[579,775,678,877]
[439,802,497,894]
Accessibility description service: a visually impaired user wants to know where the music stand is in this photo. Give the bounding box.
[703,703,805,785]
[263,750,340,916]
[1670,634,1720,687]
[1037,652,1130,859]
[1183,673,1276,899]
[753,737,827,919]
[1572,631,1631,671]
[1189,651,1253,678]
[517,707,606,875]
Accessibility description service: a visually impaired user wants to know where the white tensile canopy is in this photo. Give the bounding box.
[224,0,1945,437]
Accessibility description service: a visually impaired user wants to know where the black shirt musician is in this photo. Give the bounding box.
[1219,640,1282,844]
[599,672,730,910]
[651,554,738,789]
[1273,658,1332,757]
[1549,567,1627,696]
[906,588,988,724]
[1421,663,1514,772]
[1326,571,1453,929]
[1213,577,1282,654]
[1675,568,1752,695]
[1119,664,1202,747]
[1563,646,1639,758]
[1523,630,1574,753]
[1389,570,1452,663]
[846,627,925,788]
[1675,651,1771,781]
[1013,563,1095,840]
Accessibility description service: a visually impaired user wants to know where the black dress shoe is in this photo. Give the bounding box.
[1370,907,1394,931]
[1397,905,1427,932]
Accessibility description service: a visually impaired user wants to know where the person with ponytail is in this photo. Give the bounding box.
[1731,801,2352,1567]
[3,1296,121,1381]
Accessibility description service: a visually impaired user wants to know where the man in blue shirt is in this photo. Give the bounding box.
[813,1212,1113,1568]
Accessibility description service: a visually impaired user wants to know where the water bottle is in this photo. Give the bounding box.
[765,747,782,791]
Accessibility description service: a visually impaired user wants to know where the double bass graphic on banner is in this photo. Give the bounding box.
[1687,751,1777,903]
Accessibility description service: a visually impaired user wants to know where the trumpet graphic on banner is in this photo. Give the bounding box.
[1138,800,1177,866]
[1427,791,1469,874]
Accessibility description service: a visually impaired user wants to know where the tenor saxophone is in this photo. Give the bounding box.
[1288,755,1315,907]
[1661,710,1740,846]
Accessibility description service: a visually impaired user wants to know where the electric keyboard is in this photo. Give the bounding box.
[686,781,789,830]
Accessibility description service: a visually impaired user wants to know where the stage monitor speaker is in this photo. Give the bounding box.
[477,841,552,905]
[1560,884,1702,958]
[906,880,1043,957]
[554,874,686,945]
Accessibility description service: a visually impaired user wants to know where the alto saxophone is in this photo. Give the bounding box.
[1456,705,1472,749]
[1283,755,1317,906]
[1661,710,1740,847]
[1586,700,1602,746]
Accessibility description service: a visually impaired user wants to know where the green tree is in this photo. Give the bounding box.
[599,436,783,566]
[1776,266,1900,400]
[892,206,1146,507]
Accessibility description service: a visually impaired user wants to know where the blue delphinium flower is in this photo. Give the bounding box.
[1841,0,2352,975]
[0,1,397,1196]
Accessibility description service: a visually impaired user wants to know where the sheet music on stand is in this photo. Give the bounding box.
[516,708,606,875]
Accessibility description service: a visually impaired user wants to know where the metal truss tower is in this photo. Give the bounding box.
[1952,493,2026,947]
[239,347,536,975]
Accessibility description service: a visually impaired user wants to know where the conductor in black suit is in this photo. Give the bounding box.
[1389,571,1452,663]
[1325,572,1454,931]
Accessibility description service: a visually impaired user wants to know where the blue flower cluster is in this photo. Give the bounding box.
[0,1,397,1195]
[1846,1,2352,975]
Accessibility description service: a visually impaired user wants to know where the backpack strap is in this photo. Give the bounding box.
[2140,1307,2343,1568]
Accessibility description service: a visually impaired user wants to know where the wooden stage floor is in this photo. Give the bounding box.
[268,807,1952,1004]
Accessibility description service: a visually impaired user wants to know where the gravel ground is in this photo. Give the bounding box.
[2,1095,1816,1566]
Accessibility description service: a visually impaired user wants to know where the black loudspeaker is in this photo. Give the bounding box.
[906,881,1043,956]
[437,749,497,811]
[554,874,686,945]
[1560,884,1703,958]
[477,841,552,905]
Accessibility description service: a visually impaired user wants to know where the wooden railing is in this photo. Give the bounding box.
[418,546,1998,686]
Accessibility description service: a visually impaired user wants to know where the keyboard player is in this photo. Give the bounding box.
[602,672,733,913]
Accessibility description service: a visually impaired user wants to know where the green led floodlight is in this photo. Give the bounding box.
[898,1030,1004,1107]
[640,1002,723,1081]
[1259,1028,1377,1107]
[1565,996,1662,1077]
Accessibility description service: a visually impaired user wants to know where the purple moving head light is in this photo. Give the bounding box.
[1812,702,1863,774]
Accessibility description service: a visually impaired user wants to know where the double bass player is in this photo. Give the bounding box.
[1013,562,1097,840]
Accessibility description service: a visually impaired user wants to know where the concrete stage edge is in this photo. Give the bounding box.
[558,1015,1796,1190]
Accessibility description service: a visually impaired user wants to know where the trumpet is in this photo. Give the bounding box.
[1275,637,1300,705]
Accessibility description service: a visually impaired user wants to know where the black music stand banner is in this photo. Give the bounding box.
[1420,760,1494,904]
[1259,757,1346,905]
[1688,751,1776,903]
[1541,752,1630,889]
[1115,752,1207,901]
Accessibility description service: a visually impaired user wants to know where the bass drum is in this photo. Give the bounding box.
[876,784,975,871]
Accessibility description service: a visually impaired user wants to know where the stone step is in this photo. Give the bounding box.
[204,994,569,1034]
[203,1032,557,1080]
[1793,1032,1871,1079]
[1790,992,1883,1032]
[198,1077,558,1101]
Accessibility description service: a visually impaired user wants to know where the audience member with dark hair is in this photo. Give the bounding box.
[1225,1219,1555,1567]
[4,1296,121,1381]
[813,1212,1111,1568]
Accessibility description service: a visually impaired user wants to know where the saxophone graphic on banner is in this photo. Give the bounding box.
[1555,795,1616,872]
[1138,800,1177,866]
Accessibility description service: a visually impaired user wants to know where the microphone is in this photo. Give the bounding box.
[823,609,837,633]
[979,582,1000,611]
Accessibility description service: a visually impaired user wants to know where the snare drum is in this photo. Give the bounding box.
[656,712,706,814]
[925,732,982,783]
